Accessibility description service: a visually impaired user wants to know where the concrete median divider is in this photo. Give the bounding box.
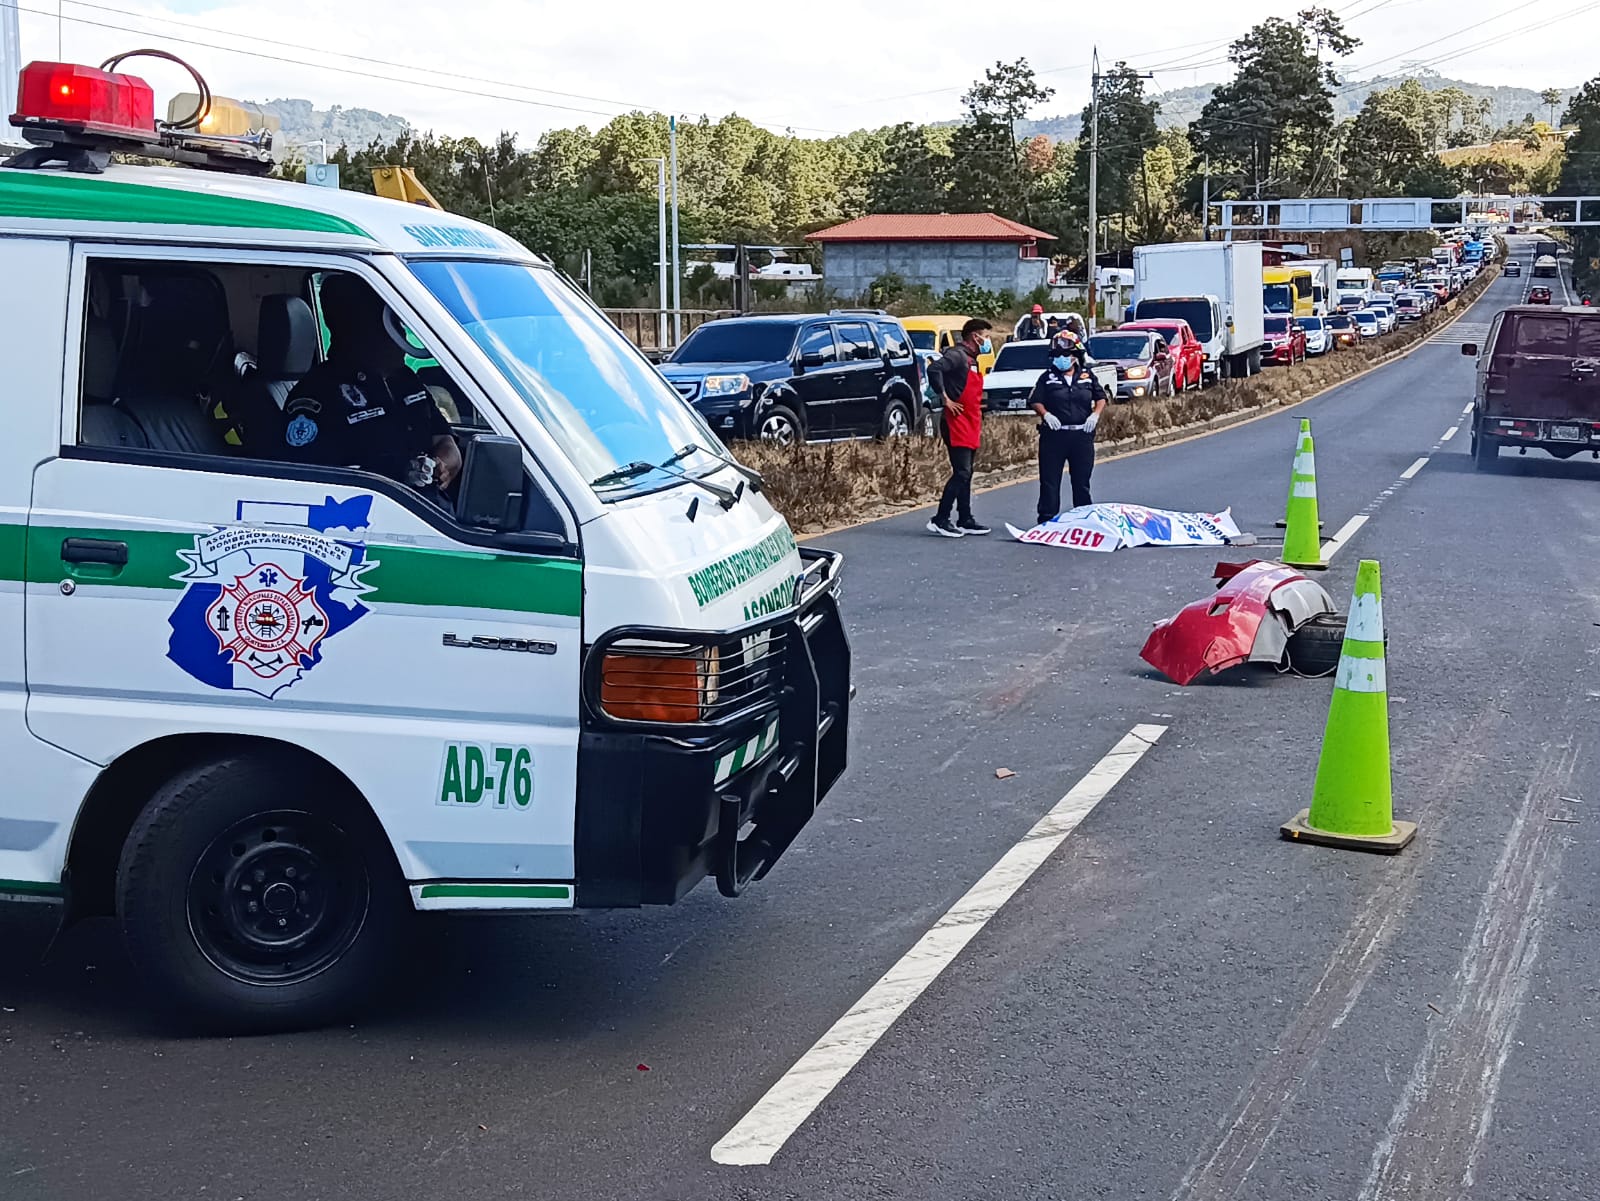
[737,263,1502,536]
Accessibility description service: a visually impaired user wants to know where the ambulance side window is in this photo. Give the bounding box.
[307,272,486,430]
[75,256,567,546]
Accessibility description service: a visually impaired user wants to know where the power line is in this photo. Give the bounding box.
[1333,0,1547,84]
[5,0,850,137]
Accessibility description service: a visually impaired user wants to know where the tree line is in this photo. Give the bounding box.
[321,7,1592,305]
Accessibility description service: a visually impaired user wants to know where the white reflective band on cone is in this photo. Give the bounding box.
[1346,592,1384,642]
[1335,654,1387,693]
[1293,481,1318,497]
[1293,452,1315,474]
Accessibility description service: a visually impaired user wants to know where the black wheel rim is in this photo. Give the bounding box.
[187,810,370,986]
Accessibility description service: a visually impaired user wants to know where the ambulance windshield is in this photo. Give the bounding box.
[410,259,720,495]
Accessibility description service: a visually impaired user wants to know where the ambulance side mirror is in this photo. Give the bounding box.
[1460,343,1477,356]
[457,434,525,531]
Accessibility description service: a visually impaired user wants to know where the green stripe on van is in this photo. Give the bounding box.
[0,879,64,897]
[0,172,373,240]
[418,883,570,900]
[11,524,580,617]
[0,524,21,585]
[363,547,581,617]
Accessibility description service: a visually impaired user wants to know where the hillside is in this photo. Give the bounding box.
[1014,70,1578,144]
[250,98,411,150]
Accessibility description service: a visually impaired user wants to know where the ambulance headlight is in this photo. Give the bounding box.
[599,645,721,723]
[703,374,751,398]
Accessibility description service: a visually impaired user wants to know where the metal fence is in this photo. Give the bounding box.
[602,308,735,352]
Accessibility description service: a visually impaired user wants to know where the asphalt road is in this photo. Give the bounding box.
[5,241,1596,1201]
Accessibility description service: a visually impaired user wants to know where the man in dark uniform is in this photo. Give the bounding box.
[1030,331,1107,524]
[280,274,462,504]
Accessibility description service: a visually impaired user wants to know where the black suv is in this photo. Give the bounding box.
[658,310,922,444]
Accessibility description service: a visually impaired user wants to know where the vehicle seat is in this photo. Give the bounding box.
[253,294,318,411]
[113,272,234,456]
[218,294,318,455]
[78,315,150,450]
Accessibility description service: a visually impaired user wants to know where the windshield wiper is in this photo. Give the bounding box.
[590,461,656,488]
[656,444,740,509]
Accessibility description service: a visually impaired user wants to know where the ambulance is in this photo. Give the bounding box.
[0,55,851,1029]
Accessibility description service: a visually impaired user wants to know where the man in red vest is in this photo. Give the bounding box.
[927,318,993,538]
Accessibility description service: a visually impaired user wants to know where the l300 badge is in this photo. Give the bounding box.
[443,633,558,655]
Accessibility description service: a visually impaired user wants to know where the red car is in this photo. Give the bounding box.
[1118,318,1205,390]
[1528,286,1553,305]
[1264,316,1308,365]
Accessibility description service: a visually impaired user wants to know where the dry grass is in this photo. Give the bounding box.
[736,268,1496,533]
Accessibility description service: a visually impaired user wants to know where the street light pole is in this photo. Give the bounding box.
[1087,48,1099,332]
[653,157,668,350]
[670,116,682,347]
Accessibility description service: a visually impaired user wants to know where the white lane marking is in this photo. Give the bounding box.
[710,723,1168,1167]
[1320,514,1369,561]
[1462,403,1474,415]
[1400,457,1429,480]
[1441,425,1459,442]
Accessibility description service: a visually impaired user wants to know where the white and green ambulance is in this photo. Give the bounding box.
[0,58,850,1029]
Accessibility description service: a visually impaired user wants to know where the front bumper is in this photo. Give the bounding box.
[689,392,758,438]
[1115,376,1154,399]
[574,548,851,906]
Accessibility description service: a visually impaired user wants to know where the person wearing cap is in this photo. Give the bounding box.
[1014,304,1048,342]
[1029,331,1108,524]
[279,273,461,506]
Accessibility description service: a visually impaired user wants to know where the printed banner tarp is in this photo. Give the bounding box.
[1005,503,1243,552]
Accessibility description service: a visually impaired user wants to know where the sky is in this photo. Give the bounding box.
[8,0,1599,145]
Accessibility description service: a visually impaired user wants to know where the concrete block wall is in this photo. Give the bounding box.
[823,241,1049,300]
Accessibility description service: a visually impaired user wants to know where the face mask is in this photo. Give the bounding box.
[978,337,993,355]
[1052,355,1072,372]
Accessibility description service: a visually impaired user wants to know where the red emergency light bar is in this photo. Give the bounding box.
[11,61,157,140]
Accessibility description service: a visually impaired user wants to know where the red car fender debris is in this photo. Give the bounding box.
[1140,560,1336,685]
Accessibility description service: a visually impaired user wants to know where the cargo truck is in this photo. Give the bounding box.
[1300,259,1338,315]
[1130,241,1266,381]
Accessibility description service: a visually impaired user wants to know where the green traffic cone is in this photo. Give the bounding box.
[1282,419,1326,571]
[1281,559,1416,853]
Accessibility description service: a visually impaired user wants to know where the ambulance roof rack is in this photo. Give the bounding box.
[4,49,277,176]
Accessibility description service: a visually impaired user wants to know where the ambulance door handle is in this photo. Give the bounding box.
[60,537,128,566]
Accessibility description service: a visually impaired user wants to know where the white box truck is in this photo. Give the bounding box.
[1130,241,1267,381]
[1300,259,1339,314]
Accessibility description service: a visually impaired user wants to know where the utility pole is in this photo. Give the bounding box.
[652,157,668,350]
[1085,54,1153,330]
[1202,155,1211,242]
[670,116,682,347]
[1086,48,1100,332]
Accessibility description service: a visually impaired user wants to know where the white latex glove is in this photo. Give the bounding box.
[1084,412,1100,434]
[1041,412,1062,431]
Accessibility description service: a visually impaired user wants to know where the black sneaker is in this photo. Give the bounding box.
[956,517,991,535]
[926,517,964,538]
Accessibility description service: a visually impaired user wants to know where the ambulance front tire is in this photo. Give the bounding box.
[115,752,405,1032]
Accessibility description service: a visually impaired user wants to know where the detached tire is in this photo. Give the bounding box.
[1286,613,1389,676]
[116,752,404,1032]
[1286,614,1348,676]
